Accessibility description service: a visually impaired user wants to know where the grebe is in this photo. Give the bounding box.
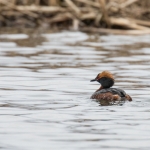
[90,71,132,101]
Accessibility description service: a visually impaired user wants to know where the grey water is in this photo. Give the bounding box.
[0,31,150,150]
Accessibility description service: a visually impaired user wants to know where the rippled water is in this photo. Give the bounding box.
[0,31,150,150]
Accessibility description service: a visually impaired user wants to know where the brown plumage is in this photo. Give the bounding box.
[97,71,114,80]
[90,71,132,102]
[125,94,132,101]
[91,92,121,101]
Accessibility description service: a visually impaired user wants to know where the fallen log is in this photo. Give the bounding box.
[15,5,66,13]
[109,17,150,30]
[128,18,150,27]
[80,27,150,35]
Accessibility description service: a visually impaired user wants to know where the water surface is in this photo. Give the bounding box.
[0,31,150,150]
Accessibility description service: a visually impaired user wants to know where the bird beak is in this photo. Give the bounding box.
[90,79,97,82]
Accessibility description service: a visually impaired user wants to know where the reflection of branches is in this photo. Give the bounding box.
[95,99,126,106]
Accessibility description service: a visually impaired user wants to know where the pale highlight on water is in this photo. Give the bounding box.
[0,31,150,150]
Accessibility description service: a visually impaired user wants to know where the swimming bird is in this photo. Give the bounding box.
[90,71,132,101]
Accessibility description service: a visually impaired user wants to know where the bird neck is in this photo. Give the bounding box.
[96,86,103,92]
[98,77,114,88]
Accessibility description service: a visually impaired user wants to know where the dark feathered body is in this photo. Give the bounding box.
[91,88,132,101]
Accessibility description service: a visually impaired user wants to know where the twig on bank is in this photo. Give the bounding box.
[0,0,38,18]
[48,0,58,6]
[75,0,100,8]
[48,12,72,23]
[80,11,96,20]
[65,0,81,16]
[15,5,66,13]
[80,27,150,35]
[128,18,150,27]
[120,0,139,8]
[72,19,79,31]
[98,0,110,27]
[109,17,150,30]
[35,0,40,5]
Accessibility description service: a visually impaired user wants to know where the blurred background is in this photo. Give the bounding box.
[0,0,150,32]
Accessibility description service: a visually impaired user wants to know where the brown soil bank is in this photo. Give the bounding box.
[0,0,150,34]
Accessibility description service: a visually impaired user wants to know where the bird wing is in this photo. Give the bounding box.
[91,88,132,101]
[91,92,121,101]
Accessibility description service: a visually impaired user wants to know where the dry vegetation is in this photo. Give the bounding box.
[0,0,150,34]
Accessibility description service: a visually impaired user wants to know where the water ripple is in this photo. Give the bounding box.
[0,31,150,150]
